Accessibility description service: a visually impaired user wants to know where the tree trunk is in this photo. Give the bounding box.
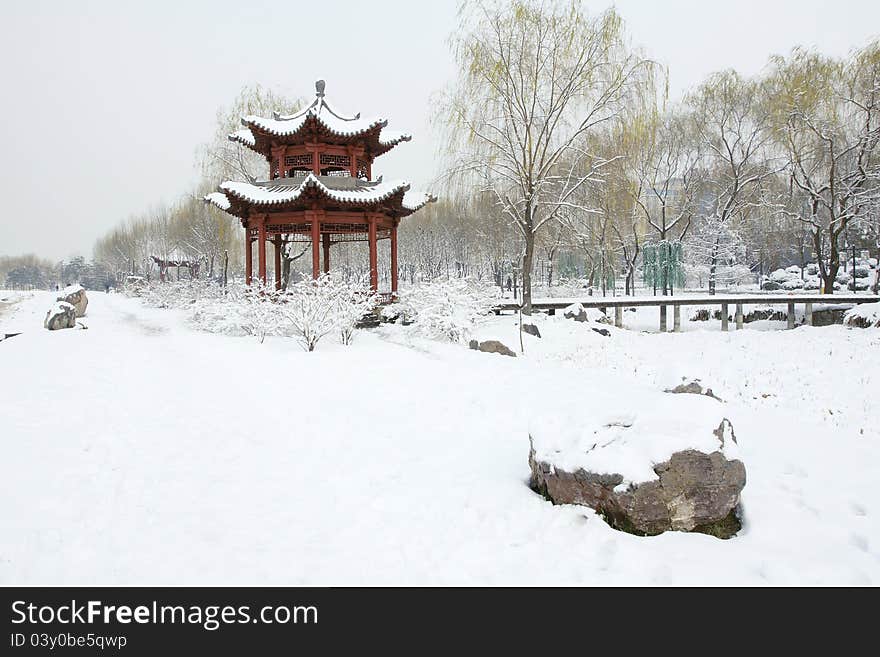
[873,244,880,294]
[708,237,720,295]
[816,229,839,295]
[521,233,535,315]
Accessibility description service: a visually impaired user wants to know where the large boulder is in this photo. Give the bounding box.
[44,301,77,330]
[529,399,745,539]
[58,284,88,317]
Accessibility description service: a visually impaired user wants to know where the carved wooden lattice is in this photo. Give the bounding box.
[319,154,351,168]
[285,154,313,167]
[356,158,369,179]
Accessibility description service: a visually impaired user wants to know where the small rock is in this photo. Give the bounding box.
[477,340,516,357]
[468,339,479,350]
[522,323,541,338]
[563,303,588,322]
[812,307,848,327]
[665,379,723,402]
[591,327,610,337]
[44,301,77,330]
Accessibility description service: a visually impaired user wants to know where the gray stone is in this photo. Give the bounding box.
[477,340,516,357]
[743,308,787,323]
[665,379,723,402]
[591,327,610,337]
[563,305,588,322]
[529,419,745,539]
[57,286,88,317]
[44,302,77,331]
[468,339,479,350]
[522,323,541,338]
[812,307,848,327]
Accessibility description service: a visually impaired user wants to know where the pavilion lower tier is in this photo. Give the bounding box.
[244,212,399,293]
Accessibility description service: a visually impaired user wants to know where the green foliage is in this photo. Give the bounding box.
[643,240,685,290]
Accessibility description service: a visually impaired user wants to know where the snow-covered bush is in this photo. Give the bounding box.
[394,278,495,342]
[764,267,803,291]
[284,275,344,352]
[134,276,385,350]
[769,268,794,284]
[334,282,378,346]
[236,283,287,344]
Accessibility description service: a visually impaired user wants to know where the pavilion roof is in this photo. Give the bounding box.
[228,80,412,157]
[205,173,435,219]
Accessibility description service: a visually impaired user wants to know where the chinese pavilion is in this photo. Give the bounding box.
[205,80,434,295]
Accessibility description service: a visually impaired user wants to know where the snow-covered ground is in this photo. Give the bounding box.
[1,291,878,585]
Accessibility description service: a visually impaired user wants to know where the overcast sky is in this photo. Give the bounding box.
[1,0,878,261]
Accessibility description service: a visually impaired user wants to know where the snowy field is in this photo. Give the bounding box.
[1,290,878,585]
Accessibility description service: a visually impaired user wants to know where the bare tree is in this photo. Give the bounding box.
[441,0,652,313]
[769,44,880,294]
[687,70,778,294]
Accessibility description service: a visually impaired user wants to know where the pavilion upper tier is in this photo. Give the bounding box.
[229,80,412,177]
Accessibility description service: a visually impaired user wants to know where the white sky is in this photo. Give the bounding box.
[1,0,878,260]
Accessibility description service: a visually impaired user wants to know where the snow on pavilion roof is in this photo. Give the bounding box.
[228,80,412,156]
[204,173,435,219]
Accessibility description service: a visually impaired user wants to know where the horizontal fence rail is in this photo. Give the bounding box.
[493,294,880,332]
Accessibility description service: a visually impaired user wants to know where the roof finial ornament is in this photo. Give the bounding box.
[315,79,326,98]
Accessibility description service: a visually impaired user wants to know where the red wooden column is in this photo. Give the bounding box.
[245,225,253,285]
[258,217,267,285]
[273,234,282,290]
[390,222,399,295]
[368,215,378,291]
[322,233,331,274]
[311,213,321,279]
[311,143,322,176]
[347,146,357,177]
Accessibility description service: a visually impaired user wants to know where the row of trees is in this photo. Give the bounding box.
[439,0,880,311]
[1,254,113,290]
[88,0,879,309]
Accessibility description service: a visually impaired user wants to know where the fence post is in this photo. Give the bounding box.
[735,303,744,330]
[805,302,813,326]
[614,306,623,328]
[721,303,729,332]
[673,305,681,332]
[660,305,667,332]
[787,302,796,329]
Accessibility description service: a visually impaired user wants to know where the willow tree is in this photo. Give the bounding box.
[198,84,303,185]
[768,44,880,294]
[687,70,777,294]
[441,0,651,313]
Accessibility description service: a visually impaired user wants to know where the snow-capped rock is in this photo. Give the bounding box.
[529,396,745,538]
[57,284,88,317]
[44,301,77,330]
